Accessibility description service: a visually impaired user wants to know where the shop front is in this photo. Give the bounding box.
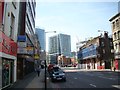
[0,31,17,89]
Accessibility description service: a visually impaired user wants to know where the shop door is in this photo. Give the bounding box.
[2,59,10,87]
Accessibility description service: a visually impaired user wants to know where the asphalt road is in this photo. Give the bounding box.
[47,67,120,89]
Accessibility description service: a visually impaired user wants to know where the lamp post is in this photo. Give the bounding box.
[44,31,56,90]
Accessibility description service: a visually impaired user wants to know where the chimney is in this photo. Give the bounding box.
[104,31,108,38]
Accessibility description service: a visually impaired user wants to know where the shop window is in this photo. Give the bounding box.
[2,60,10,87]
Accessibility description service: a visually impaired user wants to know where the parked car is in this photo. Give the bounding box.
[49,66,66,82]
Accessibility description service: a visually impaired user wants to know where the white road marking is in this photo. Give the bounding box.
[74,77,77,79]
[90,84,96,87]
[98,76,116,80]
[112,85,120,89]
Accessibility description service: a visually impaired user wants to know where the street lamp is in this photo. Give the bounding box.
[44,30,56,90]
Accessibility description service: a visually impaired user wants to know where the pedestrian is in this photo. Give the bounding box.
[36,65,41,77]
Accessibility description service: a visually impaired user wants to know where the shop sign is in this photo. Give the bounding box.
[17,47,27,54]
[17,42,26,47]
[0,31,17,56]
[17,35,26,42]
[34,54,39,59]
[26,46,34,55]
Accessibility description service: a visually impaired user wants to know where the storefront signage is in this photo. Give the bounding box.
[17,35,26,42]
[26,46,34,55]
[18,42,26,47]
[0,31,17,56]
[17,47,27,54]
[34,54,39,59]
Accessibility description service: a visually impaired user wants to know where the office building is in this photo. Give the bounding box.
[35,28,46,51]
[49,33,71,64]
[17,0,36,79]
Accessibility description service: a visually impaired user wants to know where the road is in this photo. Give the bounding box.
[47,67,120,89]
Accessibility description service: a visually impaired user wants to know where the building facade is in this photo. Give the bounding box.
[77,32,114,70]
[35,28,46,51]
[35,28,46,61]
[109,12,120,70]
[0,1,20,89]
[34,34,41,71]
[49,33,71,64]
[17,0,36,79]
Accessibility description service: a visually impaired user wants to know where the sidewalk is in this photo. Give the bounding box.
[8,69,45,89]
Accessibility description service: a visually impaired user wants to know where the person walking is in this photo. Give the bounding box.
[36,65,41,77]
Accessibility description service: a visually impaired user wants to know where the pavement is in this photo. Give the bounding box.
[6,69,46,89]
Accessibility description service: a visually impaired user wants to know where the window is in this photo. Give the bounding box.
[10,13,15,39]
[112,22,115,29]
[12,0,17,9]
[110,42,113,46]
[114,32,117,40]
[103,49,105,53]
[116,19,119,27]
[118,31,120,39]
[115,43,117,50]
[101,42,104,46]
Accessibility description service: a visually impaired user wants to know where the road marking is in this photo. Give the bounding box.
[112,85,120,89]
[74,77,77,79]
[98,76,116,80]
[90,84,96,87]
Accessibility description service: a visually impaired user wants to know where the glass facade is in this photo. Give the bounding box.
[82,44,98,59]
[49,34,71,57]
[35,28,45,51]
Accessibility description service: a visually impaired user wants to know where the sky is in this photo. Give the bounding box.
[35,0,119,52]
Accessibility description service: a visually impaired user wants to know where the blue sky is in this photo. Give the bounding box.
[35,1,119,52]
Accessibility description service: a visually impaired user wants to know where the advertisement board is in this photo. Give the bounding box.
[17,47,27,54]
[0,31,17,56]
[34,54,39,59]
[18,42,26,47]
[26,46,34,55]
[17,35,26,42]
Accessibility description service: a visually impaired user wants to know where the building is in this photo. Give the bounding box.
[77,32,114,70]
[17,0,36,79]
[34,34,41,71]
[35,28,46,51]
[49,33,71,65]
[0,1,20,89]
[35,28,46,61]
[109,12,120,70]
